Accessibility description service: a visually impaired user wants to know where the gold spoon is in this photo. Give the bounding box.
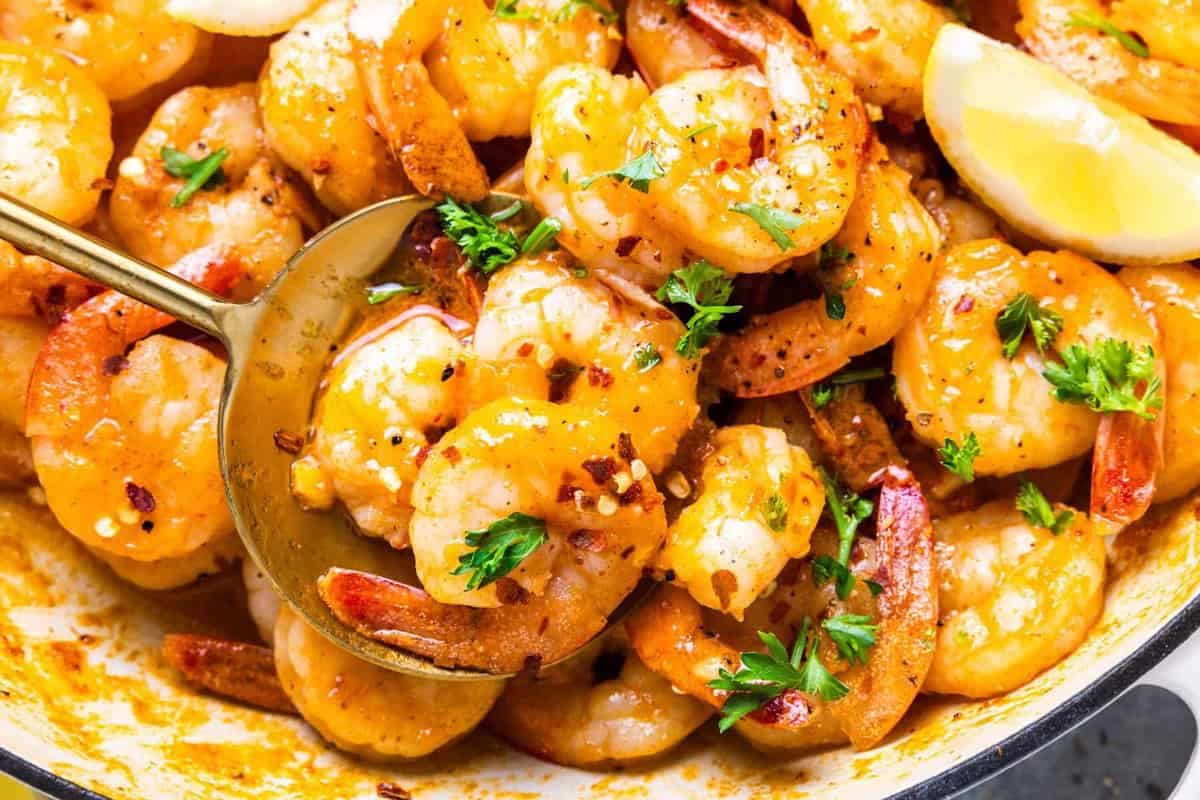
[0,190,638,680]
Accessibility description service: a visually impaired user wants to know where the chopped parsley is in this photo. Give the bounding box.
[730,202,806,251]
[450,512,548,591]
[763,493,788,532]
[633,342,662,372]
[814,468,874,600]
[684,123,717,141]
[365,281,422,305]
[1065,10,1148,58]
[494,0,539,19]
[938,432,981,482]
[489,200,525,222]
[825,291,847,321]
[553,0,617,24]
[809,366,887,410]
[818,242,855,270]
[1042,338,1163,420]
[521,216,562,255]
[995,292,1064,359]
[161,146,229,208]
[707,620,848,732]
[1016,479,1075,535]
[656,260,742,358]
[437,197,521,275]
[822,614,878,667]
[581,150,666,193]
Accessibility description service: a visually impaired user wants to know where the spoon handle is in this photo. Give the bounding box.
[0,192,232,339]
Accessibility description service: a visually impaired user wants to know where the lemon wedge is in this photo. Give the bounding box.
[165,0,322,35]
[924,24,1200,264]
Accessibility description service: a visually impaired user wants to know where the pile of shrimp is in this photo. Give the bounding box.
[3,0,1199,774]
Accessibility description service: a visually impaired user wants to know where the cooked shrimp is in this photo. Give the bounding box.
[487,626,711,767]
[925,500,1106,698]
[92,534,242,590]
[0,0,212,106]
[1018,0,1200,125]
[0,40,112,226]
[656,424,825,620]
[626,0,869,273]
[164,0,324,36]
[471,255,700,474]
[0,240,96,321]
[164,633,296,713]
[25,246,244,563]
[274,605,504,760]
[893,238,1163,530]
[0,318,46,485]
[242,557,282,644]
[1119,263,1200,503]
[625,0,733,89]
[912,178,1004,249]
[259,0,411,216]
[710,144,940,395]
[110,83,320,294]
[796,0,953,120]
[320,397,668,673]
[629,466,936,751]
[291,313,471,548]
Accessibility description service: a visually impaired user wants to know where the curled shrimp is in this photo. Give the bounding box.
[0,0,212,107]
[259,0,412,216]
[710,144,940,396]
[925,500,1106,698]
[92,534,241,590]
[626,0,870,273]
[1119,263,1200,503]
[912,177,1004,249]
[625,0,734,89]
[892,238,1163,531]
[656,424,825,620]
[487,626,711,767]
[0,40,112,226]
[25,246,244,563]
[110,83,321,295]
[273,605,505,761]
[796,0,954,121]
[1018,0,1200,126]
[629,465,936,751]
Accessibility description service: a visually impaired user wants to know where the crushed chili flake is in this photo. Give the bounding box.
[615,236,641,257]
[586,364,614,388]
[102,355,130,376]
[376,782,412,800]
[557,483,583,503]
[617,432,636,462]
[124,481,156,513]
[273,430,304,454]
[618,482,643,506]
[442,445,462,465]
[748,127,765,161]
[750,689,810,728]
[568,529,606,551]
[494,578,527,605]
[954,295,975,314]
[582,457,616,485]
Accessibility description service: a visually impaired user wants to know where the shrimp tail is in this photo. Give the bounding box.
[162,634,296,714]
[800,385,906,492]
[1090,409,1163,534]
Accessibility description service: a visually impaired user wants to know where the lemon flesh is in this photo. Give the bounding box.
[924,24,1200,264]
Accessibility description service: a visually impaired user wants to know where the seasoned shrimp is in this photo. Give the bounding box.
[274,605,504,761]
[656,425,825,619]
[0,241,96,321]
[925,500,1105,698]
[893,239,1163,529]
[347,0,620,199]
[320,397,668,673]
[25,246,243,563]
[626,0,733,89]
[92,534,242,590]
[472,255,700,474]
[1018,0,1200,125]
[710,144,940,395]
[110,83,320,294]
[625,0,869,273]
[912,178,1004,249]
[164,633,296,713]
[796,0,953,120]
[0,0,211,106]
[1119,263,1200,503]
[259,0,412,216]
[291,313,471,547]
[0,40,112,226]
[487,626,711,767]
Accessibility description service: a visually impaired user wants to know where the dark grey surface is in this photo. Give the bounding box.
[958,686,1196,800]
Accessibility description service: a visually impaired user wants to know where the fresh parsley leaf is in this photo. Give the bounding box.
[730,202,805,251]
[763,493,788,532]
[581,150,666,193]
[865,579,884,597]
[1016,478,1075,535]
[437,197,521,275]
[494,0,539,19]
[808,366,887,410]
[489,200,525,222]
[995,292,1065,359]
[1065,10,1148,57]
[633,342,662,373]
[938,432,981,482]
[825,291,847,321]
[161,146,229,208]
[816,468,874,600]
[812,554,855,600]
[818,242,855,270]
[573,266,588,278]
[656,260,742,358]
[1042,338,1163,420]
[811,382,836,410]
[365,281,422,305]
[822,614,878,666]
[450,512,548,591]
[553,0,617,24]
[684,123,716,141]
[521,217,562,255]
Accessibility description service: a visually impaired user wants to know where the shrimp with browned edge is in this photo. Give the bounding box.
[625,0,734,90]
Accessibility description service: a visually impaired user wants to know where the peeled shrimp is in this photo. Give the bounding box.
[625,0,733,89]
[925,500,1106,698]
[25,246,243,563]
[893,238,1163,530]
[110,83,319,294]
[92,534,242,590]
[487,626,711,767]
[274,605,504,761]
[1119,263,1200,503]
[710,144,940,396]
[912,177,1004,249]
[0,0,212,105]
[165,0,324,35]
[0,40,112,226]
[656,424,825,620]
[242,556,282,644]
[259,0,411,216]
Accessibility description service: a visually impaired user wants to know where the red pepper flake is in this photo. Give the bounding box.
[124,481,156,513]
[273,430,304,454]
[713,158,729,173]
[954,295,975,314]
[711,569,738,609]
[414,444,433,469]
[442,445,461,465]
[376,783,411,800]
[567,529,606,551]
[749,689,810,728]
[548,358,583,403]
[557,483,583,503]
[311,157,332,175]
[620,545,636,559]
[617,432,636,462]
[494,578,528,605]
[748,127,765,161]
[102,355,129,376]
[615,236,641,257]
[618,482,643,506]
[582,457,616,485]
[586,364,614,388]
[517,342,534,357]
